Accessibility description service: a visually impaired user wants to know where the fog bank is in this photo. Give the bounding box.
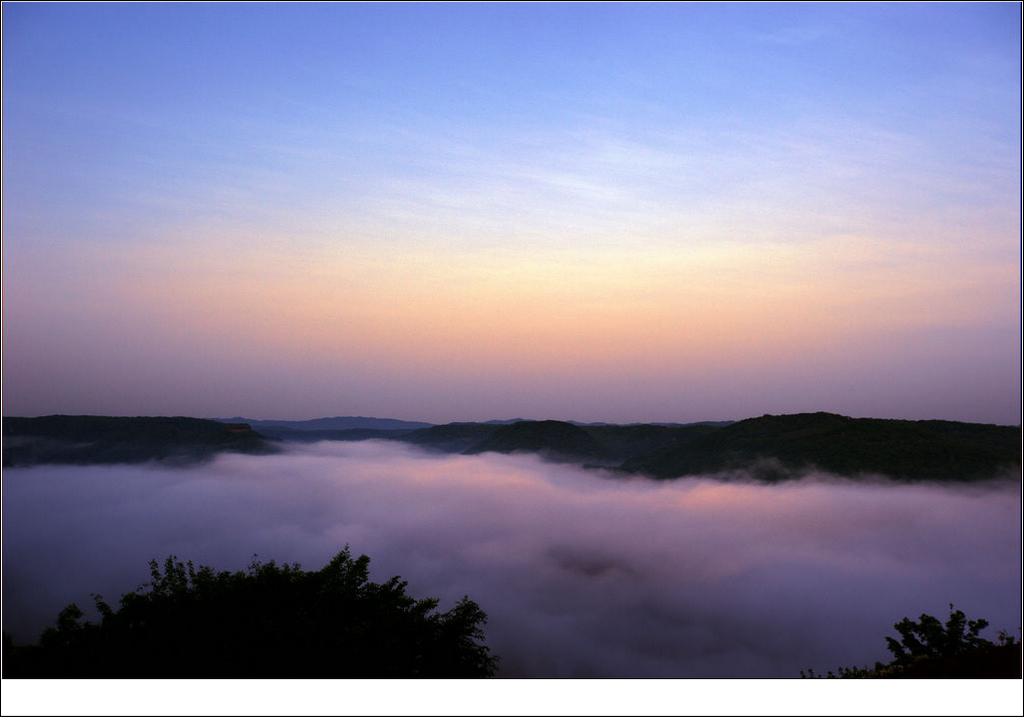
[3,441,1020,677]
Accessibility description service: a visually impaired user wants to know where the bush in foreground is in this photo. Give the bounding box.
[803,604,1021,678]
[4,547,497,678]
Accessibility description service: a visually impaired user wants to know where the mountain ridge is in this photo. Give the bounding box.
[2,415,277,467]
[214,416,434,432]
[4,412,1019,482]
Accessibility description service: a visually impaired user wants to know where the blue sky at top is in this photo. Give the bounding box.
[2,3,1020,422]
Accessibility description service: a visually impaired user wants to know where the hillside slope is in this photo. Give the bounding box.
[3,416,277,467]
[464,420,611,462]
[621,412,1020,481]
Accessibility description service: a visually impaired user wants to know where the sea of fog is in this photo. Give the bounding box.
[2,440,1020,678]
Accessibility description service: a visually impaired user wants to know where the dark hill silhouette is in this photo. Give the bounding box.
[621,412,1020,481]
[400,423,503,453]
[399,420,735,467]
[215,416,433,432]
[242,427,418,443]
[2,415,276,467]
[582,423,721,464]
[5,412,1017,482]
[464,420,610,462]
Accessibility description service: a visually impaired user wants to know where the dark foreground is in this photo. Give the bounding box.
[2,548,497,678]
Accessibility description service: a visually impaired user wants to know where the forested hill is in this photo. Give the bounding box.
[617,412,1021,482]
[456,420,720,465]
[2,416,277,467]
[396,413,1019,482]
[4,412,1019,482]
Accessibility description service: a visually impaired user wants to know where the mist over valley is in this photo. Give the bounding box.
[3,425,1019,677]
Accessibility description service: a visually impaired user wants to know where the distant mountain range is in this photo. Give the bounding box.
[3,412,1019,482]
[216,416,434,432]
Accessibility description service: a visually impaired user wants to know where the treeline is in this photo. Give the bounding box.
[617,412,1021,482]
[3,548,497,678]
[8,556,1017,679]
[4,412,1019,482]
[395,413,1020,482]
[2,415,277,467]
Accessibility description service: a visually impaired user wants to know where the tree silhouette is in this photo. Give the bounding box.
[4,547,498,678]
[885,604,994,664]
[802,604,1020,678]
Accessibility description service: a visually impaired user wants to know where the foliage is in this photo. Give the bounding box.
[802,604,1021,678]
[885,605,993,663]
[4,547,498,678]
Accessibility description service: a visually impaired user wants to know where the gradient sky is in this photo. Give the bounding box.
[2,3,1021,424]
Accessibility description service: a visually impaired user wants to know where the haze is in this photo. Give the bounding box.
[3,442,1019,678]
[2,4,1021,425]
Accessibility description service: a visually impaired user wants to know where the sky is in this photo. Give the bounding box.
[2,3,1021,424]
